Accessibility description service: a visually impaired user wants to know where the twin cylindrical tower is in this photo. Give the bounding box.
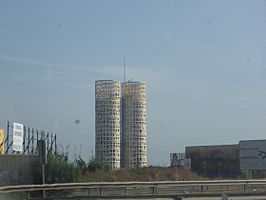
[95,80,147,169]
[121,82,147,168]
[95,80,121,169]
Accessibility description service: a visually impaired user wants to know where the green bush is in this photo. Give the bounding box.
[74,156,87,175]
[87,157,111,172]
[32,153,80,184]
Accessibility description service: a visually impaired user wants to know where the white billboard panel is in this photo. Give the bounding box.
[13,122,24,152]
[239,140,266,170]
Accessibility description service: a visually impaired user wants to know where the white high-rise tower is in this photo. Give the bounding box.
[121,81,147,168]
[95,80,121,170]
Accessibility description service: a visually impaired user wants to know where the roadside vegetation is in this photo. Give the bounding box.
[80,166,202,182]
[32,154,201,184]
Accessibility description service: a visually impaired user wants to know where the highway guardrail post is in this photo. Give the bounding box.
[100,187,103,196]
[124,187,127,196]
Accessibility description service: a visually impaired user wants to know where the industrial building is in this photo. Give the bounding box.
[95,80,121,170]
[121,81,147,168]
[185,144,240,177]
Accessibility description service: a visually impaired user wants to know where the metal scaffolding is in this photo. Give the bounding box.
[1,121,57,155]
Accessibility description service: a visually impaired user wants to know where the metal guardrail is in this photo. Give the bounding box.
[1,180,266,199]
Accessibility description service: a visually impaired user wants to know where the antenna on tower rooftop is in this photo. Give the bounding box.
[123,56,126,83]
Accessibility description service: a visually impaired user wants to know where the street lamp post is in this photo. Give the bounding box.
[218,162,222,178]
[202,161,207,177]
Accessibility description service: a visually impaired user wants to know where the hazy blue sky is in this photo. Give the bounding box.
[0,0,265,165]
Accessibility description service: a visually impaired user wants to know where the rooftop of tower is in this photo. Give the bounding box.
[95,80,120,83]
[122,80,146,84]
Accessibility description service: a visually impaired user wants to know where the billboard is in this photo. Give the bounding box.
[13,122,24,152]
[170,153,191,169]
[0,128,4,154]
[239,140,266,170]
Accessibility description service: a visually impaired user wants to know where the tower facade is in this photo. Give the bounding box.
[95,80,120,170]
[121,81,147,168]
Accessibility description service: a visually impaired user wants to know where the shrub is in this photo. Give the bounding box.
[32,153,80,184]
[87,157,111,172]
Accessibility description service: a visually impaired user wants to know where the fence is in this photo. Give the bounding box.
[1,180,266,199]
[0,121,57,155]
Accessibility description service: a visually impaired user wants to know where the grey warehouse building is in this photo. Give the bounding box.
[185,144,240,177]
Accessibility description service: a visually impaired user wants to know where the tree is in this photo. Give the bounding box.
[32,153,80,184]
[74,156,87,175]
[87,157,111,172]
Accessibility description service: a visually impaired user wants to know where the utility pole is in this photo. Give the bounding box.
[37,140,47,198]
[202,161,207,177]
[42,164,45,197]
